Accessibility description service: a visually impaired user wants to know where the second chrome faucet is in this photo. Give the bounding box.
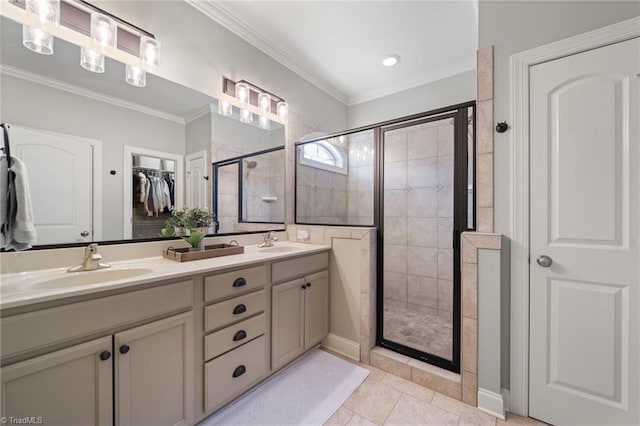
[258,231,278,248]
[67,243,111,272]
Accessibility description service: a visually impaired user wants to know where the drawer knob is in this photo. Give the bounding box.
[232,365,246,378]
[233,277,247,287]
[233,330,247,342]
[119,344,130,354]
[233,304,247,315]
[99,351,111,361]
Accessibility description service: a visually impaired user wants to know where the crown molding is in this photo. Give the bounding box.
[185,103,215,123]
[347,61,476,106]
[185,0,349,105]
[1,65,186,124]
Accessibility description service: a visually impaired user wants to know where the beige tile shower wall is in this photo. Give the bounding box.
[296,165,348,224]
[383,120,455,320]
[476,47,494,233]
[243,150,285,223]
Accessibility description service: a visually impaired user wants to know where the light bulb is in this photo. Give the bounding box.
[258,93,271,113]
[126,64,146,87]
[91,13,117,50]
[218,100,232,116]
[236,83,250,104]
[22,0,59,55]
[80,47,105,73]
[240,108,253,124]
[259,115,270,130]
[140,36,161,67]
[276,101,288,123]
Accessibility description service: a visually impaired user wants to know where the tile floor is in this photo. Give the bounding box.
[384,303,453,360]
[325,356,547,426]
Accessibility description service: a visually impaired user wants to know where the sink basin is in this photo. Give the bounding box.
[2,267,154,294]
[257,246,298,254]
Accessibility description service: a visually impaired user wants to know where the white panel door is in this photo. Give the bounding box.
[529,37,639,425]
[186,150,208,209]
[11,126,94,244]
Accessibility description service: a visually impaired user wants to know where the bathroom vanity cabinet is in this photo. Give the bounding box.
[0,281,194,426]
[271,253,329,371]
[0,246,330,425]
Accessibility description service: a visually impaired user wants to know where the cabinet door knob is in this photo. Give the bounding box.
[301,284,307,289]
[233,330,247,342]
[99,351,111,361]
[233,304,247,315]
[232,365,246,378]
[119,344,130,354]
[233,277,247,287]
[306,283,312,288]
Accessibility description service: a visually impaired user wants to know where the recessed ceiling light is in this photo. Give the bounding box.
[382,54,400,67]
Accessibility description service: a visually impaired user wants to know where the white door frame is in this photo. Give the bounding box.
[123,145,184,239]
[508,16,640,416]
[185,149,210,209]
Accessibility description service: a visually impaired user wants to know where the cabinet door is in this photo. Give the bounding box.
[1,336,112,426]
[304,270,329,349]
[115,312,194,426]
[271,278,305,371]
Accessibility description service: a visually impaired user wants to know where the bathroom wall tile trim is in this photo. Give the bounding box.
[476,46,494,233]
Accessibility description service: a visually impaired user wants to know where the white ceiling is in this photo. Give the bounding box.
[189,1,478,106]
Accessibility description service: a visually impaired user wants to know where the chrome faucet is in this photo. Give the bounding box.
[258,231,278,248]
[67,243,111,272]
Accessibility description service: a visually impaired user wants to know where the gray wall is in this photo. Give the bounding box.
[347,70,476,128]
[103,1,348,133]
[479,0,640,236]
[185,113,212,156]
[1,75,185,241]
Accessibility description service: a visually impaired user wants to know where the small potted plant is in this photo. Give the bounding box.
[182,207,214,251]
[166,209,188,236]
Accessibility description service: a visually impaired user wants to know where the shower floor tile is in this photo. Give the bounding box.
[383,302,453,360]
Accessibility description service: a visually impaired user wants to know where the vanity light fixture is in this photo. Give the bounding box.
[382,54,401,67]
[9,0,162,87]
[22,0,60,55]
[221,77,288,129]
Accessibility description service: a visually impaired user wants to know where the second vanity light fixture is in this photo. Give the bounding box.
[15,0,161,88]
[220,77,288,130]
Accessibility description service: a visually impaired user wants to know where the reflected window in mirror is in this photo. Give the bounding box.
[213,146,284,234]
[295,129,375,226]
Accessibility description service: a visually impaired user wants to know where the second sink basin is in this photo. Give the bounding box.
[257,246,298,254]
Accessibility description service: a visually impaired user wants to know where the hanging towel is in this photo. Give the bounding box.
[5,156,37,250]
[0,154,10,248]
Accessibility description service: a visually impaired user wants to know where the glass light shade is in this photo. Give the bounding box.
[91,13,117,49]
[25,0,60,25]
[140,36,161,67]
[236,83,250,105]
[22,25,53,55]
[258,93,271,113]
[240,108,253,124]
[80,47,105,73]
[126,64,146,87]
[277,101,288,123]
[218,100,232,116]
[259,115,270,130]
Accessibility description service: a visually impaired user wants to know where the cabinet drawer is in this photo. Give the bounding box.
[271,252,329,283]
[204,290,265,332]
[204,313,266,361]
[1,280,193,359]
[204,335,266,412]
[204,265,267,303]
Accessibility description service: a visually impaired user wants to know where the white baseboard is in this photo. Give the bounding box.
[322,333,360,361]
[478,388,506,421]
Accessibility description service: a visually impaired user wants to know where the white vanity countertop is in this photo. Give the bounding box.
[0,241,330,310]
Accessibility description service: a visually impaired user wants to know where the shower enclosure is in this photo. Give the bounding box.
[378,104,475,372]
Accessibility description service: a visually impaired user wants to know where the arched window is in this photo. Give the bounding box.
[299,140,347,174]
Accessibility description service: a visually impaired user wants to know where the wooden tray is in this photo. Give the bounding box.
[163,243,244,262]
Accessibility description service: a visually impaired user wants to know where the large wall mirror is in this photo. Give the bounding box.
[0,16,285,248]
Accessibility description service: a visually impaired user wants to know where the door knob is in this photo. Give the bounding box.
[81,231,90,237]
[536,255,553,268]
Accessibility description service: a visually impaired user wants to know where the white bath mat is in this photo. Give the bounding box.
[200,349,369,426]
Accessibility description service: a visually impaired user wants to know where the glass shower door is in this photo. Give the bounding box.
[379,108,472,372]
